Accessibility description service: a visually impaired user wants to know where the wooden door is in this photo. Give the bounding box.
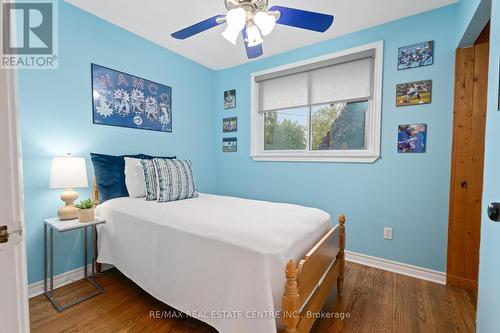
[447,25,489,294]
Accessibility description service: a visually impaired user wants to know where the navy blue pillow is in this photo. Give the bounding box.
[141,154,176,160]
[91,153,175,203]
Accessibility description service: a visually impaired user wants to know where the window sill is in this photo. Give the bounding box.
[251,154,380,163]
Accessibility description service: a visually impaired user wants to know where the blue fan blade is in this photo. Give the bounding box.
[269,6,334,32]
[171,15,225,39]
[242,28,263,59]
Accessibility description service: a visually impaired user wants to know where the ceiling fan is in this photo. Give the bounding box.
[171,0,334,59]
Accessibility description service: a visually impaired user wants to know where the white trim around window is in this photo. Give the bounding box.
[250,41,384,163]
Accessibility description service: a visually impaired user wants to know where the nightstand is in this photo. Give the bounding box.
[43,217,105,312]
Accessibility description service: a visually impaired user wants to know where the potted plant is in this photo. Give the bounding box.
[74,198,95,222]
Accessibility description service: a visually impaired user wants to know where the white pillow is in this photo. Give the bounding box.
[124,157,146,198]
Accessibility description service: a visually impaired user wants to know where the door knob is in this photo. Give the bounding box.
[0,226,8,243]
[0,225,22,244]
[488,203,500,222]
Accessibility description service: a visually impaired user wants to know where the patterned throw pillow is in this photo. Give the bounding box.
[153,158,198,202]
[140,159,158,201]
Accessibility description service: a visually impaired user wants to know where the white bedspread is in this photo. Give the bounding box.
[96,193,331,333]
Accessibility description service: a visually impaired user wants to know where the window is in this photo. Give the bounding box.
[251,41,383,163]
[264,107,308,151]
[263,101,368,152]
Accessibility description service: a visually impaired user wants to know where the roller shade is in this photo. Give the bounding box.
[257,57,373,112]
[310,58,373,105]
[259,72,308,112]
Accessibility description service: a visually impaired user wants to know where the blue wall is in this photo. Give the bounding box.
[457,0,491,47]
[477,0,500,331]
[213,5,459,272]
[20,2,470,284]
[18,1,216,284]
[457,0,482,43]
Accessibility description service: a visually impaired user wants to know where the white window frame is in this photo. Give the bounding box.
[250,41,383,163]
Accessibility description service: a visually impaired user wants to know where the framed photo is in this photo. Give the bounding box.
[223,137,237,152]
[396,80,432,107]
[224,89,236,109]
[91,64,172,132]
[398,124,427,153]
[398,41,433,70]
[223,117,237,132]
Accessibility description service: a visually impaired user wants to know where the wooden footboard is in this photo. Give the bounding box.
[282,214,345,333]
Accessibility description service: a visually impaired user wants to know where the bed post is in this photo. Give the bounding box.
[92,178,101,273]
[337,214,346,296]
[92,178,99,205]
[283,260,300,333]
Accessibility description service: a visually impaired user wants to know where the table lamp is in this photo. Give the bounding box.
[49,154,88,220]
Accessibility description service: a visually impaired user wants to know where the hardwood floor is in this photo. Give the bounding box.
[29,262,476,333]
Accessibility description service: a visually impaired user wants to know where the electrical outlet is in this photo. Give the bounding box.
[384,227,393,240]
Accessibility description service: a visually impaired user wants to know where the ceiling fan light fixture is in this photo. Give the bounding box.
[246,24,263,47]
[222,7,247,44]
[171,1,334,60]
[253,11,276,36]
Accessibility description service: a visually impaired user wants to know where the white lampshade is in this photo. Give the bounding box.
[222,7,247,45]
[246,24,263,47]
[49,155,88,189]
[221,26,241,45]
[253,11,276,36]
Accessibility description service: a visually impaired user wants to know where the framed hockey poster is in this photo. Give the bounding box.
[91,64,172,132]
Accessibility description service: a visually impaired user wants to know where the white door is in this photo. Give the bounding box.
[0,9,30,330]
[476,2,500,331]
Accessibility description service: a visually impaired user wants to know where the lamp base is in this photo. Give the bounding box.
[58,189,78,220]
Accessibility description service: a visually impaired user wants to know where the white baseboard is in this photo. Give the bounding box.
[28,263,114,298]
[29,253,444,298]
[345,250,446,285]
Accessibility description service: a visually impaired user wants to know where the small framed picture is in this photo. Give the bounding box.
[223,117,237,133]
[224,89,236,109]
[398,124,427,153]
[398,41,433,70]
[396,80,432,107]
[223,137,237,152]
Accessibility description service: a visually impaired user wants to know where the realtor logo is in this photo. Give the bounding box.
[1,0,58,69]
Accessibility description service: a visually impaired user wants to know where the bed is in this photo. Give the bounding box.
[92,184,345,333]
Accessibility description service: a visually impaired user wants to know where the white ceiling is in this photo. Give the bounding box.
[65,0,457,70]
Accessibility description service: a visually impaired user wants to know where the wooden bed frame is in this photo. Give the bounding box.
[92,180,345,333]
